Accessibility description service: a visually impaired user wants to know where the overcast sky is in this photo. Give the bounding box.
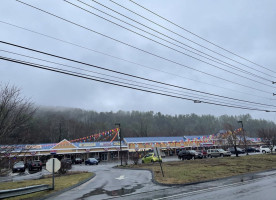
[1,0,276,121]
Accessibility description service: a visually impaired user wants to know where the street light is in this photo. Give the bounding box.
[115,123,122,166]
[238,121,248,155]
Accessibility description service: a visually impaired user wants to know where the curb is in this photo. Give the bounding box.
[38,173,96,200]
[115,164,276,187]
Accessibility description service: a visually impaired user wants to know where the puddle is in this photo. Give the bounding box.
[79,184,144,199]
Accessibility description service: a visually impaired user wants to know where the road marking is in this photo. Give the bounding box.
[153,173,276,200]
[115,175,125,180]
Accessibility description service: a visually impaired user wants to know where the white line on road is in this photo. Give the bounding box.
[115,175,125,180]
[153,173,276,200]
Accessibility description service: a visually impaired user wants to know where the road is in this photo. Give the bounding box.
[154,171,276,200]
[48,156,276,200]
[49,161,168,200]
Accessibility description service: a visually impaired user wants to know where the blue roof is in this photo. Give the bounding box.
[184,135,209,140]
[124,137,185,143]
[73,141,127,148]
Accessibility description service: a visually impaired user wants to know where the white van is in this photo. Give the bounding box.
[260,146,271,153]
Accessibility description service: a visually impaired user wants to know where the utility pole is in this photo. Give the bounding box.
[58,122,62,142]
[115,123,122,166]
[238,121,248,155]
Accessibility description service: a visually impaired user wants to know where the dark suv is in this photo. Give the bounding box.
[178,150,199,160]
[28,160,42,171]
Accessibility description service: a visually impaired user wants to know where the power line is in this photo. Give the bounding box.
[87,0,274,82]
[65,0,275,89]
[2,49,274,109]
[14,0,274,94]
[128,0,276,74]
[0,20,269,100]
[0,55,274,112]
[1,41,275,109]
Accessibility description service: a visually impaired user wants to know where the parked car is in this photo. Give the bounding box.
[190,150,203,159]
[228,147,245,154]
[28,160,42,171]
[208,149,231,157]
[245,147,259,153]
[85,158,99,165]
[12,161,25,173]
[260,146,271,153]
[73,158,82,164]
[64,158,72,165]
[95,157,101,163]
[200,150,208,158]
[142,153,162,163]
[178,150,196,160]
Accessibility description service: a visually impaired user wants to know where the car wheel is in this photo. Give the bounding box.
[181,157,184,161]
[220,154,224,157]
[262,150,266,154]
[191,156,195,160]
[96,163,98,165]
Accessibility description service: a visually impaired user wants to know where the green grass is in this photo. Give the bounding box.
[0,172,93,200]
[124,154,276,184]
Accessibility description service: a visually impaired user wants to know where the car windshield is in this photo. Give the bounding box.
[90,158,97,161]
[14,162,24,167]
[217,149,224,152]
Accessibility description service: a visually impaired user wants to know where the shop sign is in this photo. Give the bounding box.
[101,143,112,147]
[25,145,42,149]
[113,142,120,146]
[79,143,96,147]
[50,150,57,154]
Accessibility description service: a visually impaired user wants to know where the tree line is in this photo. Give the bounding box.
[1,83,276,145]
[15,108,276,144]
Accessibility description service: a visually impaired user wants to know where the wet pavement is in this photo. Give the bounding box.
[49,162,168,200]
[48,156,276,200]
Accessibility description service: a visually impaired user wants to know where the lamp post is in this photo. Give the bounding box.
[115,123,122,166]
[238,121,248,155]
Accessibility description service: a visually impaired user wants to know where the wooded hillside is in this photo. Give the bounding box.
[11,107,275,144]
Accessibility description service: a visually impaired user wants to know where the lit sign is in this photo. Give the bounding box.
[79,143,96,147]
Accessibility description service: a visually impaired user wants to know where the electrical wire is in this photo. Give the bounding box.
[87,0,274,82]
[65,0,275,89]
[0,55,274,112]
[0,41,275,109]
[2,49,273,109]
[13,1,274,94]
[128,0,276,74]
[0,20,270,100]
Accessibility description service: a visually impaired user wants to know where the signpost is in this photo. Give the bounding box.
[46,158,61,190]
[154,147,164,177]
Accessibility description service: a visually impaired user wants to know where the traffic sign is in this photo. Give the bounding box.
[46,158,61,173]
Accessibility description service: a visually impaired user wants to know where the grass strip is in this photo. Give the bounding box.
[0,172,93,200]
[123,154,276,184]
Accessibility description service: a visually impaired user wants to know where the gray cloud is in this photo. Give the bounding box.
[1,0,276,121]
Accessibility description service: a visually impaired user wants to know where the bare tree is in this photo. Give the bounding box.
[258,128,276,153]
[224,123,240,157]
[0,83,36,143]
[0,83,36,174]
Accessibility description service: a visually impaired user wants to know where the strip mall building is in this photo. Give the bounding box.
[1,134,262,163]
